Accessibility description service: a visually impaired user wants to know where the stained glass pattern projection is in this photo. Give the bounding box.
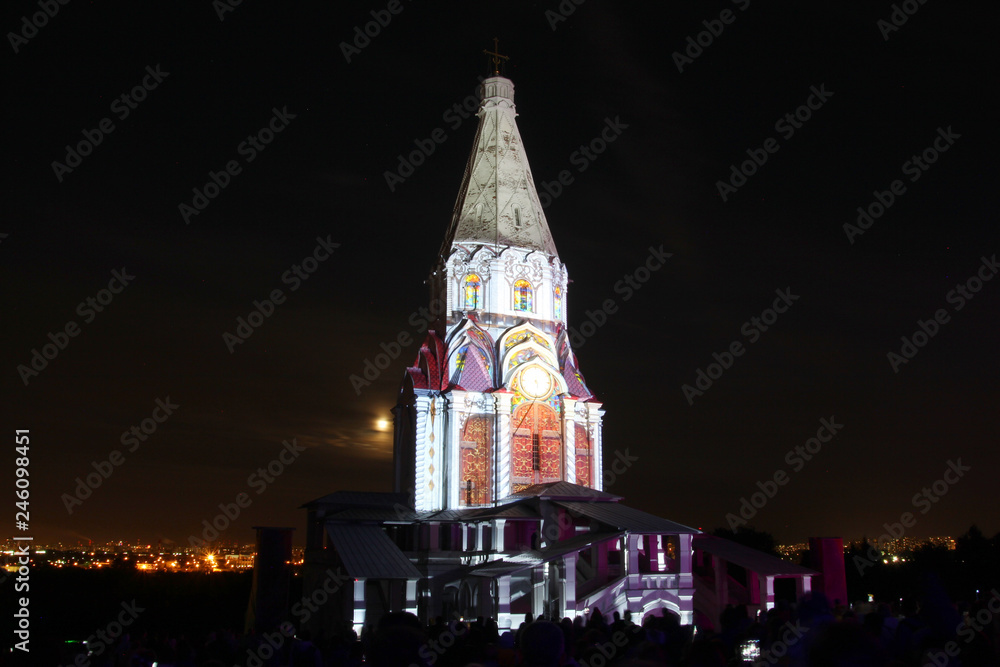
[511,402,561,492]
[513,279,533,312]
[503,327,551,352]
[459,416,492,506]
[574,423,591,488]
[464,274,482,310]
[554,286,562,319]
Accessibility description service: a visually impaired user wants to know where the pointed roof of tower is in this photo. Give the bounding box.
[440,75,559,258]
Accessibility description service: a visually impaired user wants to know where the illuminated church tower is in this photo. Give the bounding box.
[301,56,818,635]
[393,73,605,512]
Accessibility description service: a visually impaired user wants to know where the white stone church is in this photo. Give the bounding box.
[301,67,818,635]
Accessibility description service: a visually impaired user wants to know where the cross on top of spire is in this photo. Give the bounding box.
[483,37,509,75]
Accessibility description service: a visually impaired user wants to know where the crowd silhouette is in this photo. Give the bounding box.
[57,587,1000,666]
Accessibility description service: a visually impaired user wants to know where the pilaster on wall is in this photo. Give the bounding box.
[679,534,694,589]
[563,397,577,484]
[413,395,431,511]
[352,579,366,633]
[494,519,506,552]
[588,402,605,491]
[414,395,446,512]
[495,392,513,500]
[496,577,512,629]
[445,391,465,510]
[405,580,418,616]
[562,554,577,618]
[760,574,776,612]
[531,565,545,618]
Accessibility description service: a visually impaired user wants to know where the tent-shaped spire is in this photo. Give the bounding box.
[440,76,558,258]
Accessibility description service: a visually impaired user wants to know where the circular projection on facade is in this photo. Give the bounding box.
[519,365,553,399]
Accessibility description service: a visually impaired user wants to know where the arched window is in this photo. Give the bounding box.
[511,402,561,493]
[553,286,562,320]
[464,274,482,310]
[514,279,533,312]
[460,416,492,506]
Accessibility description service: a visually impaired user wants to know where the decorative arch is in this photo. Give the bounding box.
[513,279,533,312]
[446,319,497,390]
[498,324,566,396]
[448,345,492,392]
[500,322,555,355]
[504,341,556,375]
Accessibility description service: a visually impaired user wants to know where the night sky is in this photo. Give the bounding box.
[3,1,997,548]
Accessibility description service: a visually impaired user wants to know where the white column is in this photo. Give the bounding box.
[761,574,775,611]
[562,554,577,618]
[589,403,605,491]
[563,398,577,484]
[497,576,512,629]
[446,392,465,510]
[532,565,545,618]
[678,534,694,588]
[425,396,446,511]
[405,580,418,615]
[494,519,506,552]
[414,395,432,511]
[495,392,513,499]
[650,535,662,572]
[626,534,640,586]
[353,579,366,633]
[796,574,812,598]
